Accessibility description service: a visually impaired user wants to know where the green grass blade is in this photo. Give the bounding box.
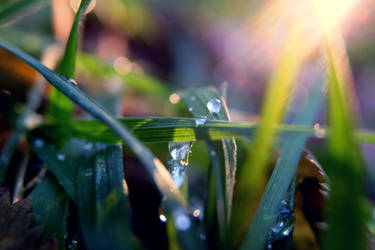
[241,72,325,249]
[181,86,237,246]
[77,143,134,249]
[0,0,47,24]
[29,117,375,144]
[47,0,92,122]
[230,32,305,246]
[0,40,189,224]
[324,38,366,250]
[29,173,70,250]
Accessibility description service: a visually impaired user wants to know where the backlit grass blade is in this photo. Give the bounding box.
[241,70,325,250]
[47,0,92,122]
[0,40,196,236]
[29,117,375,144]
[29,173,70,250]
[228,30,308,246]
[324,35,366,250]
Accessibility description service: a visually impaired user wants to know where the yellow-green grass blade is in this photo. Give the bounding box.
[323,36,366,250]
[47,0,92,122]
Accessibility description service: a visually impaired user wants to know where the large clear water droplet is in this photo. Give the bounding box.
[173,208,191,231]
[170,161,186,187]
[206,98,222,114]
[169,142,190,161]
[168,142,192,187]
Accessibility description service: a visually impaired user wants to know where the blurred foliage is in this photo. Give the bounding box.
[1,0,375,249]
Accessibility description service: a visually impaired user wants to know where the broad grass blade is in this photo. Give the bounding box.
[29,173,70,249]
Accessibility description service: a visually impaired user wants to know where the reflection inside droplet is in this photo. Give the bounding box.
[206,98,222,114]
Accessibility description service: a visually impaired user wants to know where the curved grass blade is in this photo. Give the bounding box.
[29,173,70,250]
[230,31,305,246]
[0,0,47,24]
[324,36,366,250]
[0,40,191,231]
[29,117,375,145]
[47,0,92,122]
[241,71,325,250]
[181,86,237,247]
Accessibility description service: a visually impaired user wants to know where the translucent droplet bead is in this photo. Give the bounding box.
[57,154,65,161]
[188,107,193,112]
[195,116,207,126]
[159,214,167,222]
[61,76,78,86]
[169,142,190,161]
[206,98,221,114]
[173,209,191,231]
[34,139,44,148]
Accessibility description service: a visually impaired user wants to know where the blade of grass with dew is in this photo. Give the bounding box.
[0,0,48,24]
[181,87,237,247]
[77,142,134,250]
[47,0,92,122]
[230,30,305,247]
[241,70,325,250]
[0,41,206,247]
[29,173,70,250]
[323,37,366,250]
[28,117,375,145]
[77,52,172,98]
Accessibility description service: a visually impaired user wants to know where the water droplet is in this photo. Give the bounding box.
[159,214,167,222]
[61,76,78,86]
[268,199,295,247]
[34,139,44,148]
[168,142,192,187]
[210,150,216,157]
[313,123,325,138]
[84,170,93,177]
[190,96,196,101]
[83,142,93,150]
[57,154,65,161]
[169,142,191,161]
[173,209,191,231]
[170,161,186,187]
[195,116,207,126]
[206,98,222,114]
[96,159,105,168]
[188,107,193,112]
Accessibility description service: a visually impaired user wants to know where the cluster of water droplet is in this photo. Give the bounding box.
[267,200,295,249]
[168,142,192,187]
